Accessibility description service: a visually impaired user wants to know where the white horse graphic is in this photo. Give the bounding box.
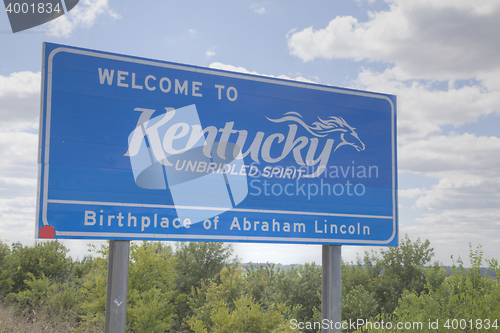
[266,111,365,152]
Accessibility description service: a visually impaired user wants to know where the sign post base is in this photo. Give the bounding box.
[322,245,341,333]
[105,240,130,333]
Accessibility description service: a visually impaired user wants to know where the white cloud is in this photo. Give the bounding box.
[209,62,317,83]
[47,0,121,38]
[0,71,41,247]
[0,196,36,217]
[421,175,499,210]
[399,134,500,174]
[0,131,38,238]
[205,47,216,58]
[0,132,38,177]
[353,68,500,144]
[399,188,424,199]
[416,209,500,230]
[413,170,500,211]
[285,28,297,40]
[401,222,500,265]
[0,71,40,131]
[0,71,40,97]
[209,62,257,75]
[287,0,500,81]
[0,136,38,246]
[250,3,266,15]
[395,133,500,249]
[188,29,197,37]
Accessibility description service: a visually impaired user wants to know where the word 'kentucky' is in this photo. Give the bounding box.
[126,108,365,178]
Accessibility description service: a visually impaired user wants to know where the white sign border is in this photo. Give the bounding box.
[36,44,397,245]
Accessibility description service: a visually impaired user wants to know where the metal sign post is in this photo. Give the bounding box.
[322,245,341,333]
[104,240,130,333]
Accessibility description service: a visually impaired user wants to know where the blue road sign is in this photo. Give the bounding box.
[37,42,398,246]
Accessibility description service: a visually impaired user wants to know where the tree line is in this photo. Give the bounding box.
[0,235,498,332]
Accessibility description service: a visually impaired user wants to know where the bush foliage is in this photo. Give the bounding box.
[0,237,497,333]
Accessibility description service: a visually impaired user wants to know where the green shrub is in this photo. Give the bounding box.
[9,241,71,293]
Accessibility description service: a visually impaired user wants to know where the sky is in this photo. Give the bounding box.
[0,0,499,266]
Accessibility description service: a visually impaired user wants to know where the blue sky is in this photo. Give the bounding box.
[1,0,499,266]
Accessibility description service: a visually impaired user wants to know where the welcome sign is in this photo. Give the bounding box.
[36,42,398,246]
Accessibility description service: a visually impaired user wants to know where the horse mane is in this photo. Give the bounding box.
[266,112,365,151]
[267,112,354,138]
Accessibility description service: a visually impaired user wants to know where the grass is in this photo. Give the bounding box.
[0,301,102,333]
